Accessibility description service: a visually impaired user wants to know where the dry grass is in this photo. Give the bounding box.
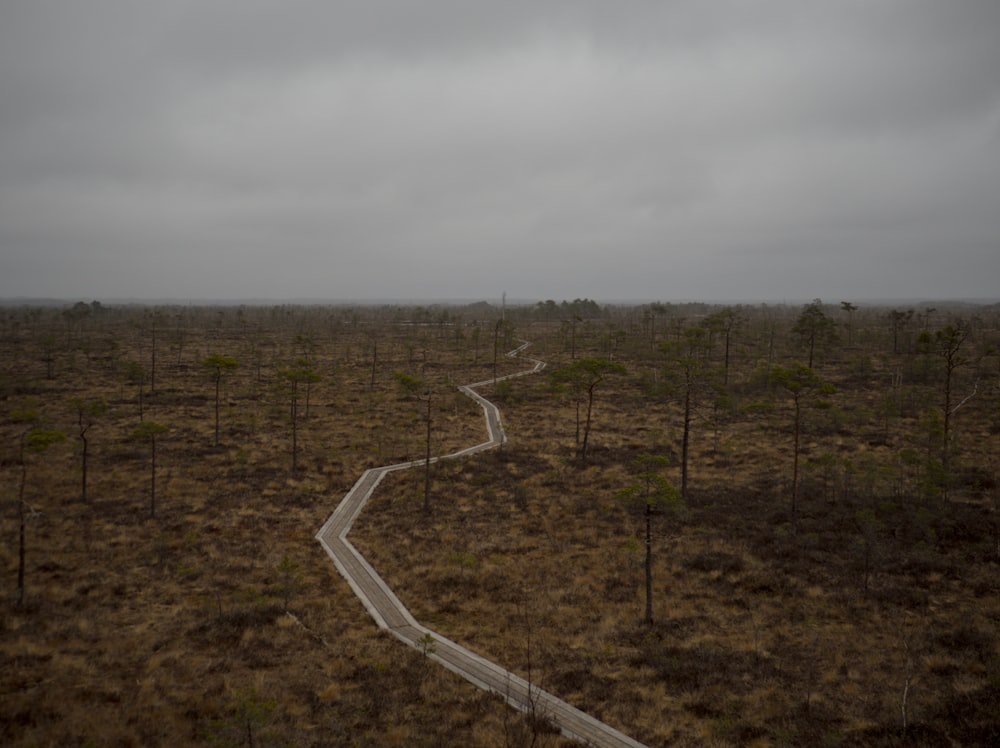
[2,302,999,746]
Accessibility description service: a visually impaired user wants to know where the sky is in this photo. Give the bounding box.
[1,1,999,304]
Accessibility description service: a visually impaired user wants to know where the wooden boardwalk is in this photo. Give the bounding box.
[316,344,646,748]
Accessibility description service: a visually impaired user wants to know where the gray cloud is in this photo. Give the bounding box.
[1,1,998,302]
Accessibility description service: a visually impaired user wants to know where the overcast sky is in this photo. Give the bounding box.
[1,1,998,304]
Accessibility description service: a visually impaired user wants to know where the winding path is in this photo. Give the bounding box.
[315,342,646,748]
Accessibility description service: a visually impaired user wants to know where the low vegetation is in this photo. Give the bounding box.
[2,299,998,746]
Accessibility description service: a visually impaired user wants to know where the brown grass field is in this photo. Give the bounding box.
[1,300,998,746]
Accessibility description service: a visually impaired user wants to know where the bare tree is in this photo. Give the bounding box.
[770,362,835,533]
[548,357,626,461]
[617,453,683,625]
[659,326,719,501]
[10,409,66,608]
[888,308,915,354]
[130,421,169,517]
[71,397,107,501]
[933,322,971,499]
[706,306,742,385]
[793,299,838,368]
[422,388,433,513]
[840,301,858,347]
[202,354,238,447]
[279,361,320,474]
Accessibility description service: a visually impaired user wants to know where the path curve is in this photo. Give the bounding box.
[315,342,646,748]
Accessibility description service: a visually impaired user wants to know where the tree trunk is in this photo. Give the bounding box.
[863,540,872,593]
[214,373,221,447]
[681,376,691,502]
[942,356,953,501]
[792,396,800,533]
[723,330,731,386]
[424,393,432,513]
[581,385,596,461]
[150,434,157,518]
[17,463,27,607]
[80,430,89,501]
[150,327,156,393]
[290,381,298,474]
[644,503,653,625]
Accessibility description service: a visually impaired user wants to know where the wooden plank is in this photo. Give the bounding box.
[315,345,646,748]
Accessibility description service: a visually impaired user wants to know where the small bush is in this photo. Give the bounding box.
[934,624,994,662]
[687,550,745,575]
